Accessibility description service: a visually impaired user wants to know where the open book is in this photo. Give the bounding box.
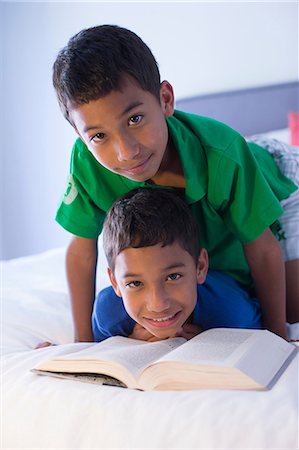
[32,328,297,391]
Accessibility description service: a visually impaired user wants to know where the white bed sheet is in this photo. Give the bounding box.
[256,127,291,144]
[2,241,299,450]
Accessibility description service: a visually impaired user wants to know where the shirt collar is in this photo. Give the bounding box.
[166,110,207,203]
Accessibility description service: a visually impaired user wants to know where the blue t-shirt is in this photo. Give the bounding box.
[92,271,262,342]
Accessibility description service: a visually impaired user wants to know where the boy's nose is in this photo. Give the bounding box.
[146,286,171,313]
[115,134,140,161]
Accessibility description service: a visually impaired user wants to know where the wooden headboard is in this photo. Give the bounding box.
[175,81,299,136]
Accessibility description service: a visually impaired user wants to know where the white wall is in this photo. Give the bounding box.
[1,1,298,259]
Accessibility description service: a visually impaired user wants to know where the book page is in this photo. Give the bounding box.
[139,329,296,390]
[154,328,255,366]
[49,336,185,379]
[235,330,297,386]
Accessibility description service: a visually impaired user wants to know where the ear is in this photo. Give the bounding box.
[159,80,174,117]
[107,267,122,298]
[196,248,209,285]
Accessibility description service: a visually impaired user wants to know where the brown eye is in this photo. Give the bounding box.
[128,115,142,125]
[126,280,142,288]
[92,132,105,142]
[167,273,181,281]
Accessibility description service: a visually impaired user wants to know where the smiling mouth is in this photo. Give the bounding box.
[144,311,181,328]
[122,155,152,175]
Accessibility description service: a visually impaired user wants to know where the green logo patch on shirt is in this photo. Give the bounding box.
[63,174,78,205]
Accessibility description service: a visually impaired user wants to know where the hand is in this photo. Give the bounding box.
[175,323,202,340]
[35,341,56,349]
[129,324,162,342]
[129,322,203,342]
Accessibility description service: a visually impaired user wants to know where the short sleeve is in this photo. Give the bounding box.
[55,172,105,238]
[210,136,285,243]
[55,139,106,238]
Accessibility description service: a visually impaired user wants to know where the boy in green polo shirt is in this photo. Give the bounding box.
[53,24,298,342]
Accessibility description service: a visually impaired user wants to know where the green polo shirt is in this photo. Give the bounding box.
[56,110,297,286]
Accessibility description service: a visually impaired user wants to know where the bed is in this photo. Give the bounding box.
[2,82,299,450]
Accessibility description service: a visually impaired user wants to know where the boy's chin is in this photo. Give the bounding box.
[148,326,183,340]
[120,172,150,183]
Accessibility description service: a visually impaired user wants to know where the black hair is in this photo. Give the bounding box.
[53,25,161,125]
[103,188,201,272]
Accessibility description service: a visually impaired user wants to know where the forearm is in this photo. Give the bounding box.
[244,230,288,339]
[248,254,287,338]
[66,237,98,342]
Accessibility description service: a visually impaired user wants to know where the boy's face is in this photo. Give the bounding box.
[108,242,208,340]
[70,76,174,183]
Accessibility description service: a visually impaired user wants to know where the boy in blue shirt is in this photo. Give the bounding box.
[53,25,298,342]
[92,188,261,342]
